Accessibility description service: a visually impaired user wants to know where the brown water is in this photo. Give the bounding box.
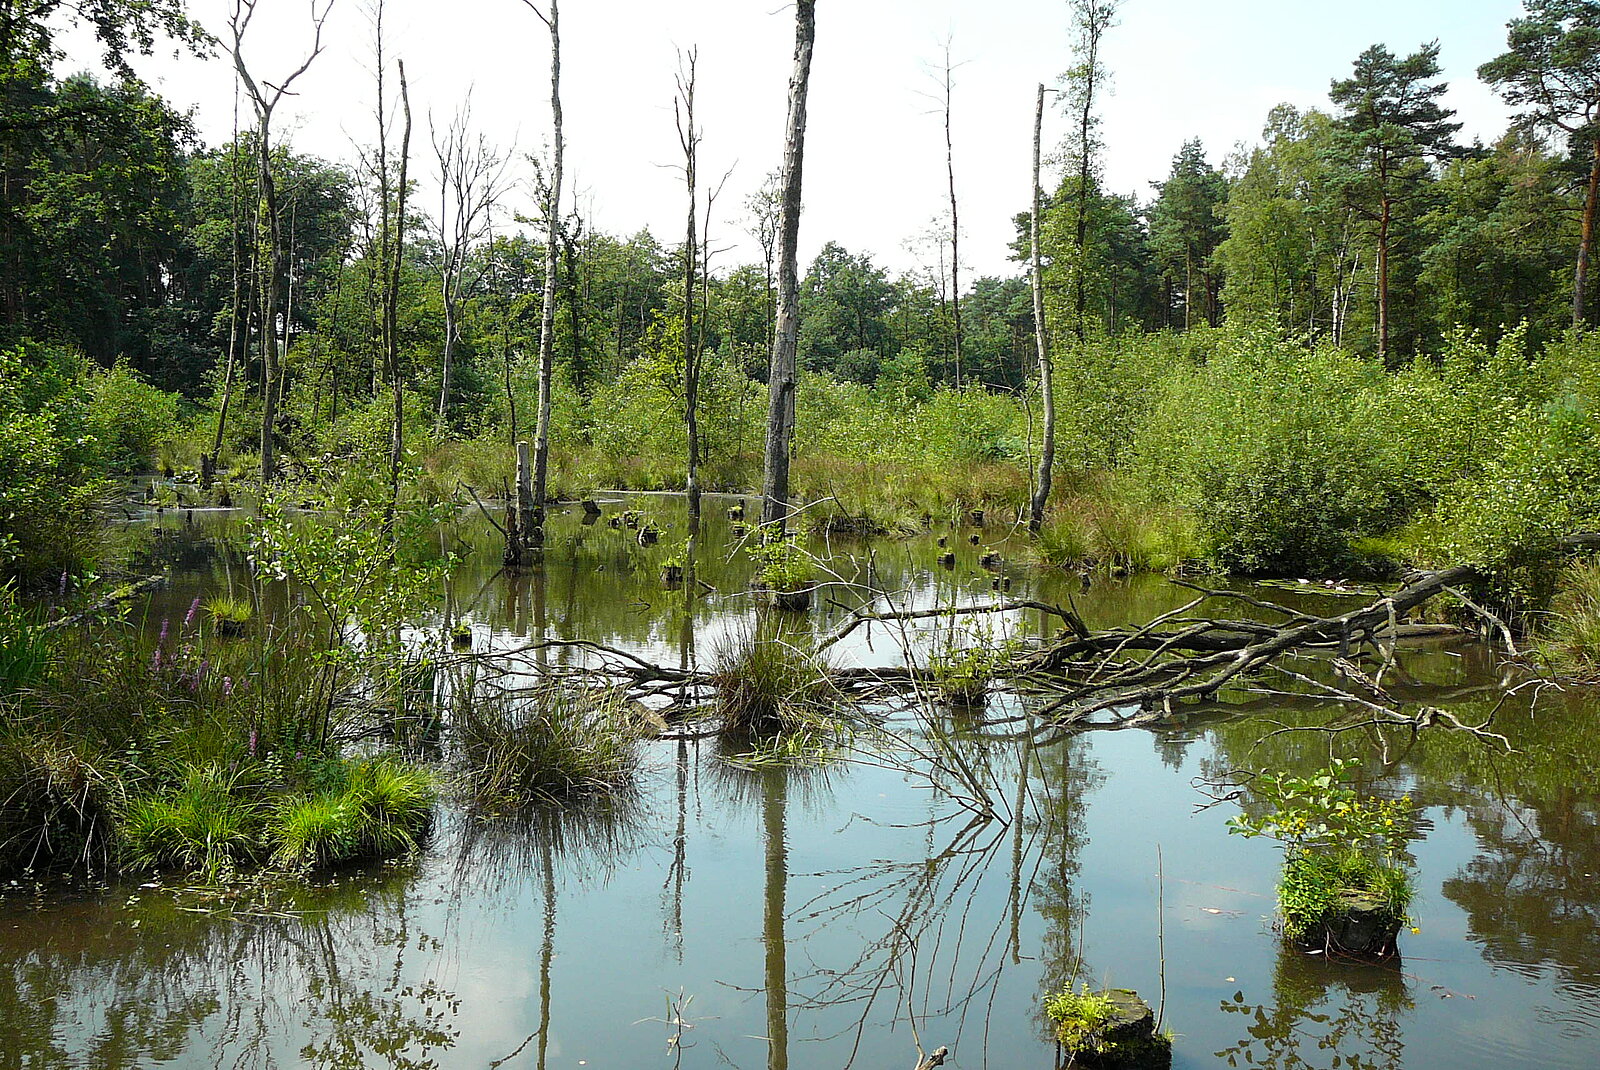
[2,497,1597,1069]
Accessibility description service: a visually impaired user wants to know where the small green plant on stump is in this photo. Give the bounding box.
[747,531,812,610]
[204,593,253,637]
[1044,985,1172,1068]
[1229,759,1415,958]
[929,617,1020,705]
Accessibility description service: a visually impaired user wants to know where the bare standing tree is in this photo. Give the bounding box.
[384,60,412,526]
[744,170,781,351]
[432,95,511,433]
[1029,84,1059,536]
[228,0,336,484]
[675,48,704,532]
[926,38,965,385]
[518,0,563,560]
[761,0,816,533]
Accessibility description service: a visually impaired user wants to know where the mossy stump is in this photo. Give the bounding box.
[767,588,811,612]
[1294,891,1403,960]
[1050,989,1171,1070]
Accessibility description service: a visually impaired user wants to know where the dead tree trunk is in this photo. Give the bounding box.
[386,59,412,531]
[761,0,816,534]
[938,40,963,387]
[676,49,702,534]
[1028,83,1054,536]
[522,0,563,557]
[229,0,335,485]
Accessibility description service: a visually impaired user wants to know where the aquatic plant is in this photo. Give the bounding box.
[708,626,837,736]
[1228,759,1416,949]
[453,686,640,810]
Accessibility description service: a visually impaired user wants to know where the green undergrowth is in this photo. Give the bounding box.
[1536,556,1600,681]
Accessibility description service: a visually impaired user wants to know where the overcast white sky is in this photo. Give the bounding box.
[82,0,1525,280]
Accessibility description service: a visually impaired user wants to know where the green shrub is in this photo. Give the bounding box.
[1228,759,1416,942]
[85,362,181,475]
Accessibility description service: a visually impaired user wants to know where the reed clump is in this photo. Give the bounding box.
[453,685,641,811]
[709,626,841,738]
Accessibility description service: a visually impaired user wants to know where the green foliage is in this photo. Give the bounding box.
[1133,332,1406,574]
[0,344,110,583]
[0,582,52,693]
[929,617,1020,704]
[1229,759,1417,940]
[1043,985,1117,1049]
[746,532,811,592]
[84,363,181,473]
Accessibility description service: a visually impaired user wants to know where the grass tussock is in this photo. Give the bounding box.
[1538,557,1600,681]
[1035,482,1201,574]
[453,685,641,811]
[0,727,115,874]
[709,626,844,742]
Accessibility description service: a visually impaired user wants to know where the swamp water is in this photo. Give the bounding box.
[3,497,1599,1069]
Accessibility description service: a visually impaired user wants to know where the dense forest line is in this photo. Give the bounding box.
[7,0,1600,602]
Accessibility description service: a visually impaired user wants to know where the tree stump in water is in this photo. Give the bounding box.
[1052,989,1171,1069]
[1296,892,1403,960]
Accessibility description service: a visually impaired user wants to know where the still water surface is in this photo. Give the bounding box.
[2,498,1597,1069]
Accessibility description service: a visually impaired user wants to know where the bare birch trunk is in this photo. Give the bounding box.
[528,0,563,557]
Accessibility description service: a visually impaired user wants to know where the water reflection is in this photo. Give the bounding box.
[0,868,459,1069]
[13,499,1600,1069]
[1216,946,1412,1070]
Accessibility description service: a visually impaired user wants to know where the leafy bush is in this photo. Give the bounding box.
[85,362,181,474]
[1228,759,1416,942]
[0,344,109,584]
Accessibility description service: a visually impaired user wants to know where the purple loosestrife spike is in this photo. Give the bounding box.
[158,618,169,644]
[185,597,200,628]
[249,729,257,756]
[58,572,68,597]
[222,675,234,696]
[151,648,162,672]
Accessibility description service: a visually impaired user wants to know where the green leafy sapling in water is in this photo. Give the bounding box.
[747,531,811,592]
[929,614,1022,703]
[1228,758,1417,940]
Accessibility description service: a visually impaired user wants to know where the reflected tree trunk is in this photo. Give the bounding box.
[762,767,790,1070]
